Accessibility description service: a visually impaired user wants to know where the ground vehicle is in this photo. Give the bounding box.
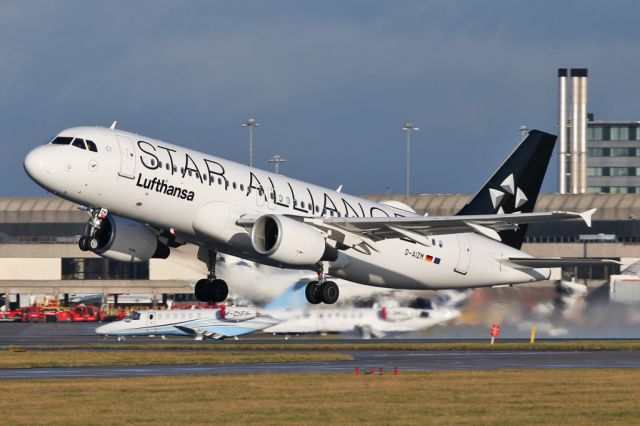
[69,306,105,322]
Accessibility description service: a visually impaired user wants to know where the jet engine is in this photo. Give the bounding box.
[251,214,337,266]
[86,215,170,262]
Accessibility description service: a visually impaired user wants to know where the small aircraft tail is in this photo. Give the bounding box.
[263,280,310,311]
[456,130,556,249]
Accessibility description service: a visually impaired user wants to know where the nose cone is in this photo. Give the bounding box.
[95,323,114,335]
[24,146,50,187]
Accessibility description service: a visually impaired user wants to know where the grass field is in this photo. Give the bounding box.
[3,369,640,425]
[7,340,640,352]
[0,351,351,369]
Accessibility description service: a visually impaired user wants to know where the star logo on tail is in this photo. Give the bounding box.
[489,174,528,214]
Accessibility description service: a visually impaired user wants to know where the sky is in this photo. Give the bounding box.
[3,0,640,197]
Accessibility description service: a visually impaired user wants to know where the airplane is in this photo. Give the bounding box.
[24,125,616,305]
[95,305,278,340]
[263,285,466,338]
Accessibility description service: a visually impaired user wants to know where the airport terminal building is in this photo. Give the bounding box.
[0,194,637,307]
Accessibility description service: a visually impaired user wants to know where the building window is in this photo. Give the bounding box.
[61,258,149,280]
[609,126,630,141]
[589,126,604,140]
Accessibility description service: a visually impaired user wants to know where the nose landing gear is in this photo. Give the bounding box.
[195,250,228,303]
[78,208,108,252]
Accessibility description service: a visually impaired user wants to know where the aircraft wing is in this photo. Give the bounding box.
[175,315,281,339]
[305,209,596,247]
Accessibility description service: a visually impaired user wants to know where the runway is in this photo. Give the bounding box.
[2,350,640,380]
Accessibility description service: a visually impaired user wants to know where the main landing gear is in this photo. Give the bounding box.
[195,250,228,303]
[305,279,339,305]
[78,207,108,252]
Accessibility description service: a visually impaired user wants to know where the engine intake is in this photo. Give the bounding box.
[87,215,170,262]
[251,214,337,266]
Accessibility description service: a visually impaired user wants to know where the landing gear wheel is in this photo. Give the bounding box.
[211,279,228,303]
[320,281,339,304]
[78,236,89,252]
[194,278,228,303]
[88,237,99,251]
[305,281,322,305]
[195,279,210,302]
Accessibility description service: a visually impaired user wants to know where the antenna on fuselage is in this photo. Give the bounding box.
[110,121,117,130]
[336,185,343,193]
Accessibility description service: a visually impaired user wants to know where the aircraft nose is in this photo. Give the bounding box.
[23,146,49,185]
[94,323,112,335]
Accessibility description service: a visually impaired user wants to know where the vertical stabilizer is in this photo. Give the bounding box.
[456,130,556,249]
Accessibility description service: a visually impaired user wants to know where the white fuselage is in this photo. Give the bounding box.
[95,308,278,338]
[24,127,549,291]
[265,305,459,337]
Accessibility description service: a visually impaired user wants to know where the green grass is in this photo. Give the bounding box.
[0,350,351,369]
[1,370,639,425]
[7,340,640,352]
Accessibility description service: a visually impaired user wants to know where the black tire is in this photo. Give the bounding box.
[305,281,321,304]
[321,281,339,304]
[88,237,99,251]
[194,279,210,302]
[78,236,88,251]
[211,279,228,303]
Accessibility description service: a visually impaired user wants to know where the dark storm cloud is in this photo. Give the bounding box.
[3,0,640,196]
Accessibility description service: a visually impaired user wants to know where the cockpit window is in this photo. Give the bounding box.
[71,138,86,150]
[130,311,141,320]
[51,136,73,145]
[86,140,98,152]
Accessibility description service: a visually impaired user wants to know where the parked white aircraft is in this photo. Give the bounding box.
[24,126,613,305]
[95,305,277,340]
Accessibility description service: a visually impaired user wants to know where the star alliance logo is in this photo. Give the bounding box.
[488,173,528,214]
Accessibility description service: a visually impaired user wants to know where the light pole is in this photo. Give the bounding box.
[268,155,286,174]
[517,125,530,139]
[402,122,419,196]
[242,118,259,167]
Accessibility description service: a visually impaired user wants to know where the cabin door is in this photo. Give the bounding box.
[116,135,136,179]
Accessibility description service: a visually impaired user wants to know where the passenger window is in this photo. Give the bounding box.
[203,173,207,181]
[218,178,223,185]
[232,182,237,189]
[301,201,305,208]
[51,136,73,145]
[188,170,192,176]
[71,138,86,150]
[173,165,177,172]
[85,140,98,152]
[240,184,244,191]
[166,163,170,171]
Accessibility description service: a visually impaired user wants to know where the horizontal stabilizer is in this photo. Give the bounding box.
[503,257,621,268]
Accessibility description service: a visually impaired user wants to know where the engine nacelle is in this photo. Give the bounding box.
[87,215,170,262]
[251,214,337,266]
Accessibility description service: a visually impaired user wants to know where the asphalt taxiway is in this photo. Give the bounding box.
[2,350,640,379]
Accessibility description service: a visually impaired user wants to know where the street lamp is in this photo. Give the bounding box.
[517,125,530,139]
[268,155,287,174]
[402,122,420,197]
[242,118,260,167]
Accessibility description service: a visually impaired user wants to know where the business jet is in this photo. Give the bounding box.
[24,125,611,305]
[264,288,466,338]
[95,305,278,340]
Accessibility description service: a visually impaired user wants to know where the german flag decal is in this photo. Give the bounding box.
[425,255,434,262]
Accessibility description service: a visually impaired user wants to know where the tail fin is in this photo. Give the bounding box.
[264,279,310,311]
[456,130,556,249]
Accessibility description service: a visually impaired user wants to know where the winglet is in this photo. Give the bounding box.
[110,120,117,130]
[579,208,597,227]
[336,185,343,193]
